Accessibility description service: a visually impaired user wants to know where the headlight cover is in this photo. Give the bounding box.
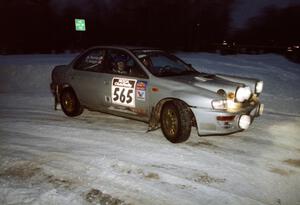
[255,81,263,93]
[235,86,251,102]
[212,99,227,110]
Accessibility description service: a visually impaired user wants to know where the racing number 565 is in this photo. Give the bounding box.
[113,87,133,104]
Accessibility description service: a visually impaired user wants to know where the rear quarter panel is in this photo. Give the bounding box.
[51,65,69,85]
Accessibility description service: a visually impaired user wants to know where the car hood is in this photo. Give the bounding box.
[163,73,246,95]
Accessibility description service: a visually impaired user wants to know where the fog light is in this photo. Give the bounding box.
[239,115,251,130]
[258,104,265,116]
[255,81,263,93]
[236,86,252,102]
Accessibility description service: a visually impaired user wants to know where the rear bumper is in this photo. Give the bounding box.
[191,102,263,136]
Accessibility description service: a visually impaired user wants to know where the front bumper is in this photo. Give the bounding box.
[190,102,263,136]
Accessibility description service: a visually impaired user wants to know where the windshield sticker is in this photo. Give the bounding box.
[112,77,137,107]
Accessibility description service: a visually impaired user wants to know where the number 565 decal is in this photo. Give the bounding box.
[112,78,137,107]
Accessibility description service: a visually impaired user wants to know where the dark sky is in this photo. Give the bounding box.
[1,0,300,53]
[49,0,300,27]
[232,0,300,28]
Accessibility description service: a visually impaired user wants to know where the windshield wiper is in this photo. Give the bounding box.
[179,70,198,75]
[156,66,178,76]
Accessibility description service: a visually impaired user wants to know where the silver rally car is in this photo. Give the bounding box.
[51,46,264,143]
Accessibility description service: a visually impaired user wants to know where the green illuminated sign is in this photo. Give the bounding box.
[75,19,86,31]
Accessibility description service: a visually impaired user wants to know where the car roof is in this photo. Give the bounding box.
[89,45,161,52]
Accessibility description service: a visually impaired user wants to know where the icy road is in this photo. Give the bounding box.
[0,53,300,205]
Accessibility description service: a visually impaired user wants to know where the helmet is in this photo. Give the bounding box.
[113,55,128,74]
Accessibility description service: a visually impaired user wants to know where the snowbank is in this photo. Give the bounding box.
[0,54,76,94]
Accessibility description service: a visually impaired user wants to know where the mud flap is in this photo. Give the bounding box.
[147,107,161,132]
[54,96,58,110]
[52,84,59,110]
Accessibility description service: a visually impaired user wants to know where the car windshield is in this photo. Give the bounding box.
[132,50,198,77]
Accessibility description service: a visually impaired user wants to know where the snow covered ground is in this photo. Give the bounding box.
[0,53,300,205]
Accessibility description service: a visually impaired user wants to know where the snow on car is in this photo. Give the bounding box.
[51,46,264,143]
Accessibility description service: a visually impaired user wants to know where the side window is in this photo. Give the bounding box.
[74,49,105,72]
[106,49,148,78]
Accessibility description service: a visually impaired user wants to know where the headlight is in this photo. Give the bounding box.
[212,99,227,110]
[255,81,263,93]
[236,86,251,102]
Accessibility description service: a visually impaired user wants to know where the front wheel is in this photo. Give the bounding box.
[60,88,83,117]
[161,101,192,143]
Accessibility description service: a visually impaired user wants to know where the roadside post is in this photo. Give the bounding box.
[74,18,86,50]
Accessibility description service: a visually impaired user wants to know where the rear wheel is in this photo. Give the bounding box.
[60,88,83,117]
[161,101,192,143]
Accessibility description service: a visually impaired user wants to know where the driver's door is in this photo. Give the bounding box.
[101,49,151,121]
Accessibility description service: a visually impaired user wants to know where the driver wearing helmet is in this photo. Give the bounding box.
[113,55,128,75]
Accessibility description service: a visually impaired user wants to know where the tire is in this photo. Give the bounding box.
[60,88,83,117]
[161,101,192,143]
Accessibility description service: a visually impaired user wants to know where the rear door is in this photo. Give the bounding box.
[69,48,107,109]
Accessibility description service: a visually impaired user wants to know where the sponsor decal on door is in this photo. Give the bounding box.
[136,80,147,101]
